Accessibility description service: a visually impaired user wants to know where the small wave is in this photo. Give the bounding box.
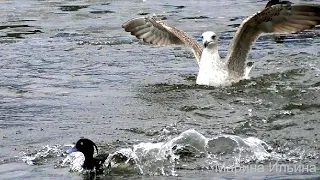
[181,16,209,20]
[77,37,133,46]
[282,103,320,111]
[59,5,89,12]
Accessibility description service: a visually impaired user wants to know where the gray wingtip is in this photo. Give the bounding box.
[121,17,147,29]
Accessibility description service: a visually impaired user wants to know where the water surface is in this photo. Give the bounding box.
[0,0,319,179]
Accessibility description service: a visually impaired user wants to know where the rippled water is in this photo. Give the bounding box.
[1,0,320,179]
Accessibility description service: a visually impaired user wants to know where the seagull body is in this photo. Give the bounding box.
[197,32,229,86]
[122,0,320,86]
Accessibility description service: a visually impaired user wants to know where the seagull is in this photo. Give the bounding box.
[122,0,320,86]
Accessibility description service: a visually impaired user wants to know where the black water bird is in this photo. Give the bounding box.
[66,138,109,174]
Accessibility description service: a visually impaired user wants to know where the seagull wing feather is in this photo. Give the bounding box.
[226,2,320,77]
[122,17,203,65]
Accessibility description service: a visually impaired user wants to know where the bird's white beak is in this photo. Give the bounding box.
[66,145,78,154]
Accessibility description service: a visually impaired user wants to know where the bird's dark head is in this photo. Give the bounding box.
[67,138,98,158]
[66,139,103,170]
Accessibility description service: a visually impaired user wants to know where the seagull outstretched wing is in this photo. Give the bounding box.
[122,17,203,64]
[226,2,320,77]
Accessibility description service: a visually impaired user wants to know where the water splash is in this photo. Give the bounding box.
[20,145,64,165]
[19,130,273,176]
[20,129,316,177]
[102,129,272,176]
[60,151,85,172]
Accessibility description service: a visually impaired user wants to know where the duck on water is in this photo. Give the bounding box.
[65,139,110,174]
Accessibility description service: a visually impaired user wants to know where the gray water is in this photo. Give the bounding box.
[0,0,320,179]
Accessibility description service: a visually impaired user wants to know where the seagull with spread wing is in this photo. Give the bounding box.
[122,0,320,86]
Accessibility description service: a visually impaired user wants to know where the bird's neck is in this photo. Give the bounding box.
[199,46,221,69]
[197,46,228,86]
[83,155,95,169]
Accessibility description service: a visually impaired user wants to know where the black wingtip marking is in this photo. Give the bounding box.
[265,0,293,8]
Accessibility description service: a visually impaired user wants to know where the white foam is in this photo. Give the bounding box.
[102,129,272,176]
[61,151,85,172]
[21,145,63,165]
[21,129,274,176]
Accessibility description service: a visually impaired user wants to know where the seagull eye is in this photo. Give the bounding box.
[201,36,203,39]
[211,35,216,39]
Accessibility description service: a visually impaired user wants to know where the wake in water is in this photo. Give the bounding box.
[20,129,279,176]
[103,129,273,176]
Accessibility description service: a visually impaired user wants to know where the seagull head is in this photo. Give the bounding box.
[202,31,218,48]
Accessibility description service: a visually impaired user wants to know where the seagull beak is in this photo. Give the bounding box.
[66,145,78,154]
[204,41,209,48]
